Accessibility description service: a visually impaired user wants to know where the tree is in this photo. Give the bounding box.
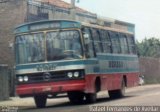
[136,37,160,58]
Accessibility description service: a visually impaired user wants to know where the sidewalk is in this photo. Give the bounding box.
[0,97,35,107]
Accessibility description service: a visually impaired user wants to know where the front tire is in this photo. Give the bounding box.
[34,95,47,108]
[68,91,84,104]
[85,93,97,103]
[108,79,125,99]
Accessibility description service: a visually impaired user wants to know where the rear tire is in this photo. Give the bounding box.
[108,79,125,99]
[34,95,47,108]
[85,93,97,103]
[68,91,84,104]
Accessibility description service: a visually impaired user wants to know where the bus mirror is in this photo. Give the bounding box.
[9,42,14,52]
[84,34,90,44]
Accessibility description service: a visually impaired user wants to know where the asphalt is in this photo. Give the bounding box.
[1,84,160,112]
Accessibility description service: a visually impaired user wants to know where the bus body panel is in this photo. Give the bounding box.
[16,80,85,97]
[15,53,139,96]
[16,72,139,96]
[85,72,139,93]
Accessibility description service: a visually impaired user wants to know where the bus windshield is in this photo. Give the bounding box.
[15,30,82,64]
[46,30,82,61]
[15,33,45,64]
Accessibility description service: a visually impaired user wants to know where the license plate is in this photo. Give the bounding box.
[42,87,52,92]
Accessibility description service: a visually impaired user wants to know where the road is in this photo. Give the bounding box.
[1,84,160,112]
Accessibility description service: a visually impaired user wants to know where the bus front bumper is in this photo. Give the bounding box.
[16,80,85,97]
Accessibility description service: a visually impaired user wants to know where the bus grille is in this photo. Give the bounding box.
[16,70,84,84]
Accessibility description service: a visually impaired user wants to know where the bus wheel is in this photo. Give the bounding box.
[85,93,97,103]
[68,91,84,104]
[108,79,125,99]
[34,95,47,108]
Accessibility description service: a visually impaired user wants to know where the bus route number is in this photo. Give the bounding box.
[36,64,57,71]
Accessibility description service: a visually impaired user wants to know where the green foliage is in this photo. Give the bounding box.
[136,38,160,58]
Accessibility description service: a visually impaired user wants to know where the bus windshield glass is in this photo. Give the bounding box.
[15,30,82,64]
[46,30,82,61]
[15,33,45,64]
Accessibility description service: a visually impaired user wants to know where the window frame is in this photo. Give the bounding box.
[91,28,103,54]
[110,31,121,54]
[82,27,95,58]
[119,33,129,54]
[99,30,112,53]
[127,34,136,54]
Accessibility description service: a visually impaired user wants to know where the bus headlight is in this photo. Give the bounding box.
[18,76,23,82]
[74,72,79,77]
[67,72,73,78]
[24,76,29,82]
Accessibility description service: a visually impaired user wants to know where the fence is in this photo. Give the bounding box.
[0,65,9,101]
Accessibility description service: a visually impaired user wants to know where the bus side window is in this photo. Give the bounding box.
[119,33,129,54]
[110,31,121,54]
[100,30,112,53]
[91,29,103,54]
[127,34,136,54]
[82,27,94,58]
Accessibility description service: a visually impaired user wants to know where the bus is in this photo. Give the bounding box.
[14,20,139,108]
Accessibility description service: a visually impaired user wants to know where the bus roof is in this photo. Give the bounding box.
[15,19,134,35]
[82,22,134,35]
[14,20,81,34]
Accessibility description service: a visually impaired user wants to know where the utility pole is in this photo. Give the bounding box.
[70,0,76,20]
[71,0,75,8]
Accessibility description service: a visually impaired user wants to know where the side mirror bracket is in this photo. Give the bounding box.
[83,33,90,45]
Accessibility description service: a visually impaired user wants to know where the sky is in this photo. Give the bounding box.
[62,0,160,41]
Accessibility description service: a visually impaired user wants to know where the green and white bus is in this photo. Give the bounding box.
[14,20,139,108]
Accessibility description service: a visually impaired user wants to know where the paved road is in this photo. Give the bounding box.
[1,84,160,112]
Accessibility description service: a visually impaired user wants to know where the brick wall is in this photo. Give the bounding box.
[0,0,27,66]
